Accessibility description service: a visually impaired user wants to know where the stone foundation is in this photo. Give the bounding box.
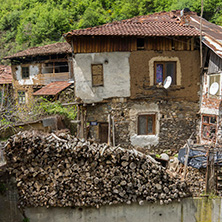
[86,99,199,154]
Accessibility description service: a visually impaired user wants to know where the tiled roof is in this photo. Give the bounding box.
[0,65,12,84]
[64,11,200,39]
[33,81,72,96]
[190,15,222,58]
[4,42,72,59]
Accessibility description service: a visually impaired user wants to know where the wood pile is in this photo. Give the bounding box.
[185,167,205,196]
[4,131,190,208]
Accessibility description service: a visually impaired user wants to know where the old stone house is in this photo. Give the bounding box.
[189,15,222,143]
[4,42,74,104]
[0,65,13,108]
[64,10,202,154]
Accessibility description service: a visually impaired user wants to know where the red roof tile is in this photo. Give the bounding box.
[33,81,72,96]
[0,65,12,84]
[4,42,72,59]
[64,11,200,39]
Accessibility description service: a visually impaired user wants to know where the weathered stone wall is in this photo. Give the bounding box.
[86,99,199,154]
[158,100,199,154]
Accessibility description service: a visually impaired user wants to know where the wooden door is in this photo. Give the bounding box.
[99,123,108,143]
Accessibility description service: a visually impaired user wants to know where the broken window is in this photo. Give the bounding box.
[22,67,29,79]
[137,38,145,50]
[138,114,156,135]
[91,64,103,86]
[55,62,69,73]
[154,62,176,85]
[18,91,26,104]
[202,114,217,140]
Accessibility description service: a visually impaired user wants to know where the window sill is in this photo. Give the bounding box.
[150,85,184,90]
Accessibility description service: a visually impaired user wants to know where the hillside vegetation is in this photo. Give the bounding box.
[0,0,221,62]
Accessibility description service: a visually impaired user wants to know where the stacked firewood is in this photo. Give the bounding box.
[4,131,190,208]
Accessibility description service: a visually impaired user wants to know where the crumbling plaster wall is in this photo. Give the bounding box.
[13,64,40,85]
[86,99,198,154]
[199,72,222,143]
[74,52,131,103]
[130,50,200,101]
[200,72,221,115]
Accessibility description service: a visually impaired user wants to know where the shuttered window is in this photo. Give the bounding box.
[91,64,103,86]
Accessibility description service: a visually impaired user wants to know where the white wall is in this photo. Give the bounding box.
[15,65,39,85]
[129,103,160,148]
[74,52,131,103]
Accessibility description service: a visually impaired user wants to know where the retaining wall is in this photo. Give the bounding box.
[26,197,222,222]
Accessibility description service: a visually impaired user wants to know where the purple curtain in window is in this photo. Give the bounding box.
[156,64,163,83]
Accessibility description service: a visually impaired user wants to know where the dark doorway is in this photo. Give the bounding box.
[99,122,108,143]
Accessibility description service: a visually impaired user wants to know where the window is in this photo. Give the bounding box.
[154,62,176,85]
[55,62,69,73]
[202,114,217,140]
[18,91,26,104]
[42,63,53,74]
[91,64,103,86]
[138,114,156,135]
[22,67,29,79]
[209,74,220,96]
[137,38,145,50]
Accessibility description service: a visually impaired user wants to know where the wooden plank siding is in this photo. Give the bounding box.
[72,36,195,53]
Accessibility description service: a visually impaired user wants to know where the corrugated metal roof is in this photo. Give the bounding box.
[64,11,200,39]
[33,81,72,96]
[0,65,12,84]
[4,42,72,60]
[190,15,222,59]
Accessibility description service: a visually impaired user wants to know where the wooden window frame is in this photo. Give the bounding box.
[202,114,217,140]
[22,67,29,79]
[137,114,156,135]
[18,91,26,104]
[154,61,176,85]
[91,64,104,87]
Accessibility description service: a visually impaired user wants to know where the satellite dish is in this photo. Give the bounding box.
[163,76,172,89]
[209,82,219,95]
